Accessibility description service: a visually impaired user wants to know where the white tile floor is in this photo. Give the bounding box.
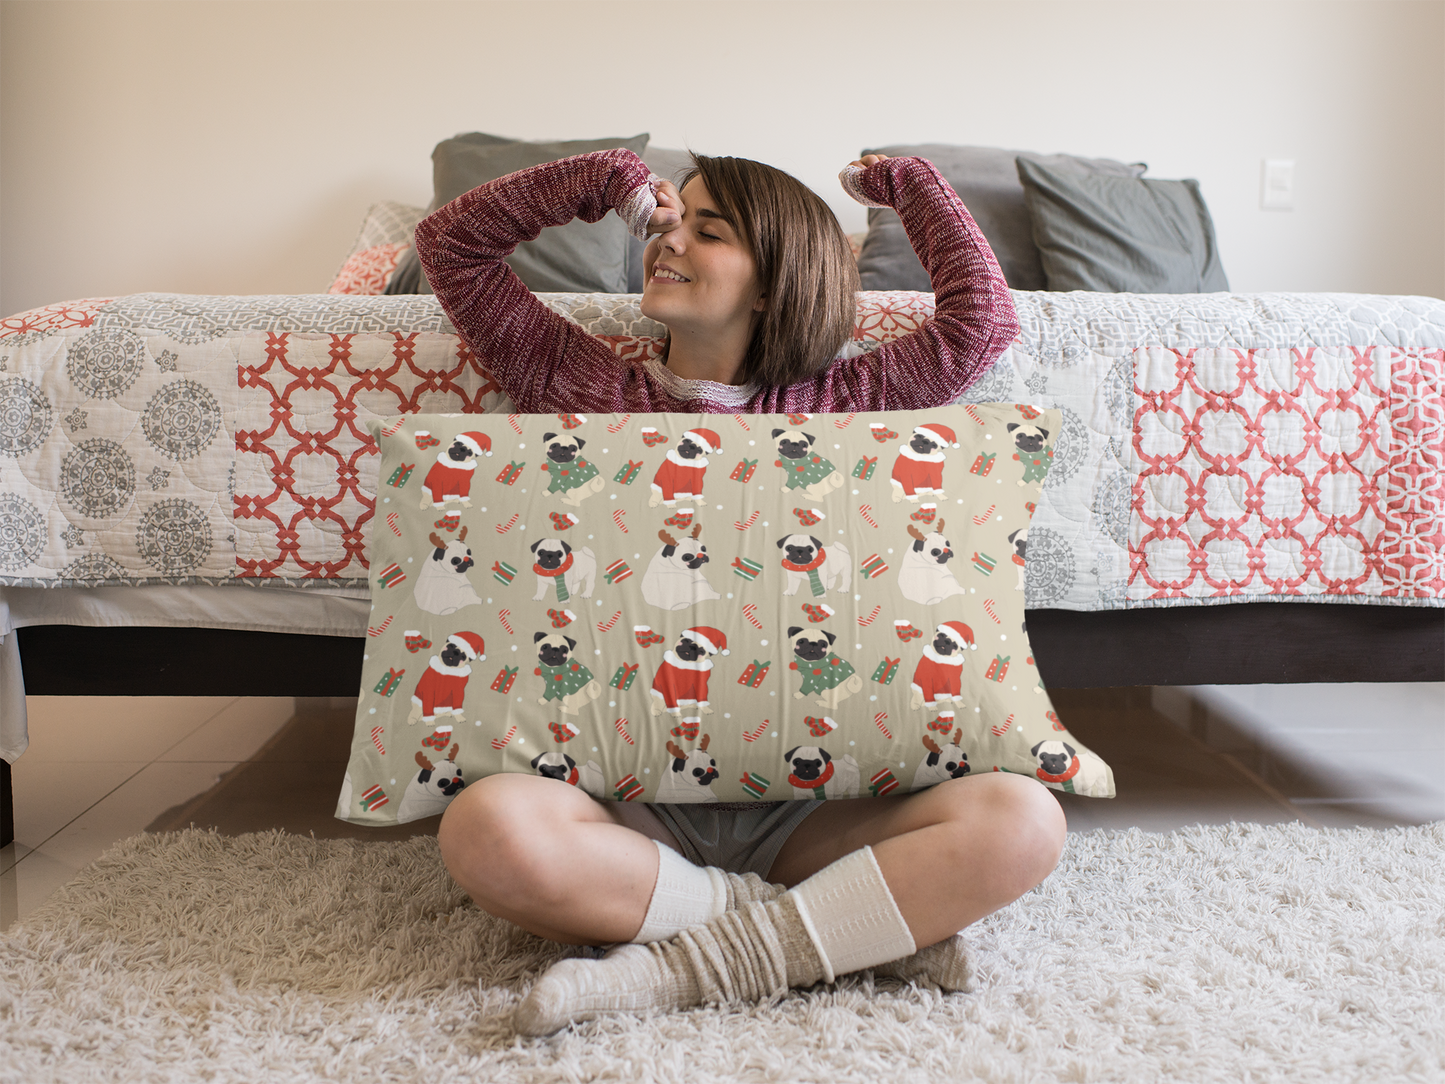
[2,685,1441,933]
[1,696,295,931]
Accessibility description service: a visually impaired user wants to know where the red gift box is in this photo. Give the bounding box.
[490,665,518,694]
[985,654,1011,683]
[736,659,770,688]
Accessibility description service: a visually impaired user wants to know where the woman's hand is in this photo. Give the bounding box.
[847,154,891,171]
[646,178,685,235]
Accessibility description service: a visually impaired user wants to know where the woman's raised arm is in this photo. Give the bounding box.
[765,155,1019,413]
[414,149,662,412]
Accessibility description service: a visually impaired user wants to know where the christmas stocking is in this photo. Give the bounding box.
[894,620,923,641]
[434,512,460,532]
[910,503,937,524]
[549,511,580,531]
[801,603,835,624]
[870,422,899,442]
[663,508,694,528]
[641,427,668,447]
[547,608,576,629]
[792,508,825,527]
[927,710,957,732]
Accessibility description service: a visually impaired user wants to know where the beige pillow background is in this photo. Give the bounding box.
[338,406,1115,826]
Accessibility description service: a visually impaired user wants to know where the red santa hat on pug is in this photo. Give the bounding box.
[447,631,486,661]
[681,626,729,656]
[682,428,721,455]
[455,432,493,457]
[914,423,958,448]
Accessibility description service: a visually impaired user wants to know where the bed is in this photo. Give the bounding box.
[3,139,1442,847]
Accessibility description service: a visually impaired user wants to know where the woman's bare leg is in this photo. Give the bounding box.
[766,771,1067,948]
[436,774,683,945]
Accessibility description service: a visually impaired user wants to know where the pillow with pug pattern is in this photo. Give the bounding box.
[337,406,1114,825]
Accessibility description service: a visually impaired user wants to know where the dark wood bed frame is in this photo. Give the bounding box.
[4,603,1441,848]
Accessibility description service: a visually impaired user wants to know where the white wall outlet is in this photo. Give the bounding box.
[1261,159,1295,210]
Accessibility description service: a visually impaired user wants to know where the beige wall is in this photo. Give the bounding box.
[2,0,1442,318]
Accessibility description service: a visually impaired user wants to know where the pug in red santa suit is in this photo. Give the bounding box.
[648,626,728,718]
[406,631,484,725]
[419,432,492,510]
[890,422,957,504]
[908,620,975,711]
[649,428,720,508]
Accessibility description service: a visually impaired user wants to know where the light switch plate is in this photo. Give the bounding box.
[1262,159,1294,210]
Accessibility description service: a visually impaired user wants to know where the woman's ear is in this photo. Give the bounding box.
[752,292,768,313]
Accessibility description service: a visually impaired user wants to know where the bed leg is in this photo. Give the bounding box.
[1,757,12,849]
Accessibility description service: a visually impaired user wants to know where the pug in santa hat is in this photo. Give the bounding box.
[649,428,720,507]
[407,631,485,725]
[908,620,975,711]
[890,422,956,504]
[649,625,729,717]
[420,431,492,510]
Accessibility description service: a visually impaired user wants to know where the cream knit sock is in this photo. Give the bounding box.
[786,845,916,982]
[870,933,973,992]
[514,845,917,1036]
[631,840,786,943]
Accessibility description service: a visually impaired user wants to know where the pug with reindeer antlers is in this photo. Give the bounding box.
[641,522,720,610]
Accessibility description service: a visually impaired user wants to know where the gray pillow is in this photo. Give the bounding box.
[1016,156,1229,293]
[387,132,649,296]
[625,145,698,292]
[854,144,1147,292]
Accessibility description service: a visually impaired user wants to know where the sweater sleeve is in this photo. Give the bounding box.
[760,156,1020,414]
[413,149,661,413]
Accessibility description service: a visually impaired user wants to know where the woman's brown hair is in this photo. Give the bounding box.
[675,154,860,388]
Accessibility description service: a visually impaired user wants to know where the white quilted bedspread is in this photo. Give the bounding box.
[1,289,1441,611]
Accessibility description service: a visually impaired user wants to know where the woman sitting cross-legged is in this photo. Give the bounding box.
[417,146,1068,1036]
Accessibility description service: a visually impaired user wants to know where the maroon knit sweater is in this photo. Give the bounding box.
[415,149,1018,414]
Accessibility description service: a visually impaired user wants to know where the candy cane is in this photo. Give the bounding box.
[614,718,635,745]
[732,414,750,431]
[597,610,621,633]
[983,598,1001,624]
[495,513,519,535]
[874,712,892,740]
[733,510,760,531]
[858,504,879,528]
[366,615,393,637]
[498,609,513,634]
[507,414,523,434]
[742,603,763,630]
[613,509,628,533]
[491,725,517,750]
[370,726,387,755]
[833,412,856,429]
[386,512,401,537]
[743,719,769,742]
[606,414,631,434]
[381,419,405,436]
[991,714,1013,737]
[964,404,985,426]
[971,503,996,526]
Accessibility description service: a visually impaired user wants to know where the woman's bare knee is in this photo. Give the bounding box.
[936,773,1067,898]
[437,776,588,911]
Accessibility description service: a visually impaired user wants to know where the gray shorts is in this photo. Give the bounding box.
[646,801,822,878]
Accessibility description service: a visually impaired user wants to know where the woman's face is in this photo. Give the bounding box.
[640,177,765,338]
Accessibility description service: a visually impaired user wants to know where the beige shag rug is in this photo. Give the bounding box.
[1,822,1442,1083]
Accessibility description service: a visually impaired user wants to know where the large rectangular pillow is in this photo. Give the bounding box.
[337,407,1115,825]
